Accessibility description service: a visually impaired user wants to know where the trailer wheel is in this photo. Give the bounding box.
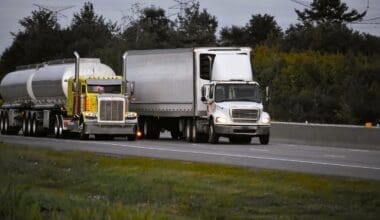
[22,115,28,136]
[191,121,198,143]
[0,112,4,133]
[208,120,219,144]
[185,119,192,142]
[30,114,37,136]
[3,112,9,135]
[27,114,33,136]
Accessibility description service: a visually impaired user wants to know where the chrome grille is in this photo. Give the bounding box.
[99,100,124,122]
[231,109,259,123]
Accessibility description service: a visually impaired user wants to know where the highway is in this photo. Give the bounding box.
[1,134,380,181]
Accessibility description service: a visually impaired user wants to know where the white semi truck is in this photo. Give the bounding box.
[0,52,138,140]
[125,47,271,144]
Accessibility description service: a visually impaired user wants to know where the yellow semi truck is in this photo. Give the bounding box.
[0,52,138,140]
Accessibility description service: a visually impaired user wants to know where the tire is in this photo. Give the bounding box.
[27,115,33,136]
[259,134,270,145]
[3,113,9,135]
[185,119,192,142]
[30,115,37,136]
[22,116,28,136]
[0,112,4,133]
[54,115,64,138]
[208,120,218,144]
[79,124,89,140]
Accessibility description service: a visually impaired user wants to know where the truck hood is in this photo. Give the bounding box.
[215,101,263,110]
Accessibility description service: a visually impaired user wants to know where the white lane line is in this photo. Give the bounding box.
[4,137,380,171]
[91,142,380,171]
[348,149,371,153]
[324,154,346,159]
[250,148,269,152]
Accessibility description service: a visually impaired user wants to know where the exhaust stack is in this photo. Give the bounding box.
[73,51,80,115]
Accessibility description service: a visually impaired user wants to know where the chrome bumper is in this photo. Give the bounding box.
[84,122,137,135]
[214,124,270,136]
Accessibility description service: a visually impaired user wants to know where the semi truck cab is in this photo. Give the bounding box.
[202,81,271,144]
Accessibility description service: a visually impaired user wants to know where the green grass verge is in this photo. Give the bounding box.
[0,143,379,219]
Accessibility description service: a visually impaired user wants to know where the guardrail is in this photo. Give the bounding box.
[271,122,380,150]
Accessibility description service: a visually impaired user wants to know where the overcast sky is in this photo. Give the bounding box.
[0,0,379,54]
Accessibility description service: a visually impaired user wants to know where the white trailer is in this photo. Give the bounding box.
[125,47,270,144]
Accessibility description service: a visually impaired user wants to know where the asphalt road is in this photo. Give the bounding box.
[1,134,380,181]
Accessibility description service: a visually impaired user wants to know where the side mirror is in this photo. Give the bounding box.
[201,85,207,103]
[130,81,135,96]
[126,81,135,96]
[265,86,270,102]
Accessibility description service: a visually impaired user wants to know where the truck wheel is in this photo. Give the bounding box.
[54,115,63,138]
[259,134,270,145]
[208,121,218,144]
[185,119,192,142]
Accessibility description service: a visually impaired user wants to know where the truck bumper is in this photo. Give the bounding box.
[84,122,137,136]
[214,124,270,137]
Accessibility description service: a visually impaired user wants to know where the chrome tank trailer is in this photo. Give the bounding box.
[0,59,115,107]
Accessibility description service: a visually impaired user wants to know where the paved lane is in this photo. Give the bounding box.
[1,134,379,180]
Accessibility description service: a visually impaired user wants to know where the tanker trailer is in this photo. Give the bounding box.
[0,52,138,140]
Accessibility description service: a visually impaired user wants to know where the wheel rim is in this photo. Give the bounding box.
[0,113,4,132]
[4,116,8,133]
[192,123,197,142]
[186,122,191,140]
[54,117,59,137]
[22,118,27,135]
[32,118,37,136]
[58,117,63,137]
[143,120,148,137]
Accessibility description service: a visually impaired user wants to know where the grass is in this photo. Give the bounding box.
[0,143,379,219]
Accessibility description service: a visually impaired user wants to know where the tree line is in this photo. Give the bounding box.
[0,0,379,124]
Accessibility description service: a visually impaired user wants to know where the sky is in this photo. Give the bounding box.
[0,0,379,54]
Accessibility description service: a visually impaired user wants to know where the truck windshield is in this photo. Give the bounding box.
[87,85,121,94]
[215,84,261,103]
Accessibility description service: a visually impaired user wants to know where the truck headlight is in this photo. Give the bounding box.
[84,112,97,119]
[260,112,271,124]
[215,117,227,124]
[126,112,138,119]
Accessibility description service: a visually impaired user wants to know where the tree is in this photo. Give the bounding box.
[0,9,63,78]
[295,0,366,24]
[219,25,249,46]
[176,2,218,47]
[220,14,282,47]
[67,2,117,57]
[246,14,282,46]
[122,6,175,49]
